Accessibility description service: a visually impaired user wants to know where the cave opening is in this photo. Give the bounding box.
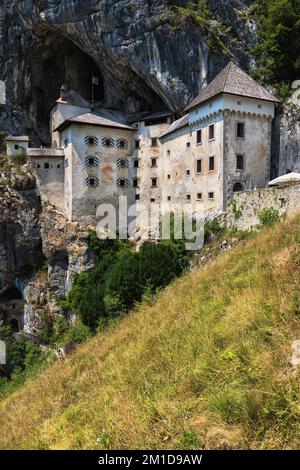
[0,286,24,332]
[31,36,104,141]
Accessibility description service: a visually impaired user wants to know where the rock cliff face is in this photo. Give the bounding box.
[0,0,256,143]
[0,162,94,332]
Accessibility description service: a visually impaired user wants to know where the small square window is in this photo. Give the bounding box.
[151,158,157,167]
[14,144,19,150]
[151,137,158,147]
[186,194,191,201]
[167,196,171,201]
[209,156,215,171]
[37,164,41,169]
[135,194,140,200]
[196,129,202,144]
[186,169,190,176]
[186,142,191,148]
[236,154,244,170]
[44,162,50,169]
[196,159,202,173]
[57,164,60,168]
[151,177,157,187]
[237,122,245,138]
[208,192,214,199]
[151,198,155,202]
[197,193,202,200]
[134,159,139,168]
[208,124,215,140]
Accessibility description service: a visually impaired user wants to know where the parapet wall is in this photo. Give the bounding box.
[227,184,300,230]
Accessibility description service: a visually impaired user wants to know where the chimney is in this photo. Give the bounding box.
[60,84,67,101]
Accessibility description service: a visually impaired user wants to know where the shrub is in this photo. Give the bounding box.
[258,208,281,227]
[64,320,91,345]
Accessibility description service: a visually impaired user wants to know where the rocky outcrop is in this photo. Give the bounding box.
[0,0,256,143]
[0,161,95,333]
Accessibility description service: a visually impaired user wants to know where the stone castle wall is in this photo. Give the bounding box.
[227,184,300,230]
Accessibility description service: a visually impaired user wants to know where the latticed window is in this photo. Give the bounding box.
[85,156,99,166]
[117,178,129,187]
[117,159,129,168]
[102,137,115,148]
[117,139,128,149]
[85,136,98,146]
[86,177,100,187]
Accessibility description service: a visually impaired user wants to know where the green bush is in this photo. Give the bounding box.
[258,208,281,227]
[64,233,188,329]
[64,320,91,345]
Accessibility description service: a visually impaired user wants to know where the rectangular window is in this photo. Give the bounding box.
[209,156,215,171]
[134,159,139,168]
[57,164,60,168]
[208,192,214,199]
[186,194,191,201]
[237,122,245,138]
[133,179,138,188]
[14,144,19,150]
[44,163,50,169]
[197,193,202,200]
[167,196,171,201]
[208,124,215,140]
[135,140,140,149]
[196,159,202,173]
[89,178,96,186]
[135,194,140,200]
[151,198,155,202]
[186,169,190,176]
[151,177,157,187]
[167,150,171,156]
[186,142,191,148]
[196,129,202,144]
[236,154,244,170]
[167,174,171,180]
[119,179,125,187]
[151,158,157,167]
[151,137,158,147]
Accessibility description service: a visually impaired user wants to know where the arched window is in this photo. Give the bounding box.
[102,137,115,148]
[117,138,128,149]
[233,182,244,192]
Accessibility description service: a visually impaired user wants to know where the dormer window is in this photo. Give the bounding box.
[102,137,115,148]
[85,136,98,146]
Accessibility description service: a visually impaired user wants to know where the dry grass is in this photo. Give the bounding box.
[1,216,300,449]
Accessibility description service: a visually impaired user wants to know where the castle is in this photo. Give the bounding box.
[5,62,279,229]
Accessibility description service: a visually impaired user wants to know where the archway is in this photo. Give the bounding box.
[10,318,19,332]
[233,182,244,193]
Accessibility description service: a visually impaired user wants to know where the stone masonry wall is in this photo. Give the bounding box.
[227,185,300,230]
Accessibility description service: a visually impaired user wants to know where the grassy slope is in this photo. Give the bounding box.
[1,217,300,450]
